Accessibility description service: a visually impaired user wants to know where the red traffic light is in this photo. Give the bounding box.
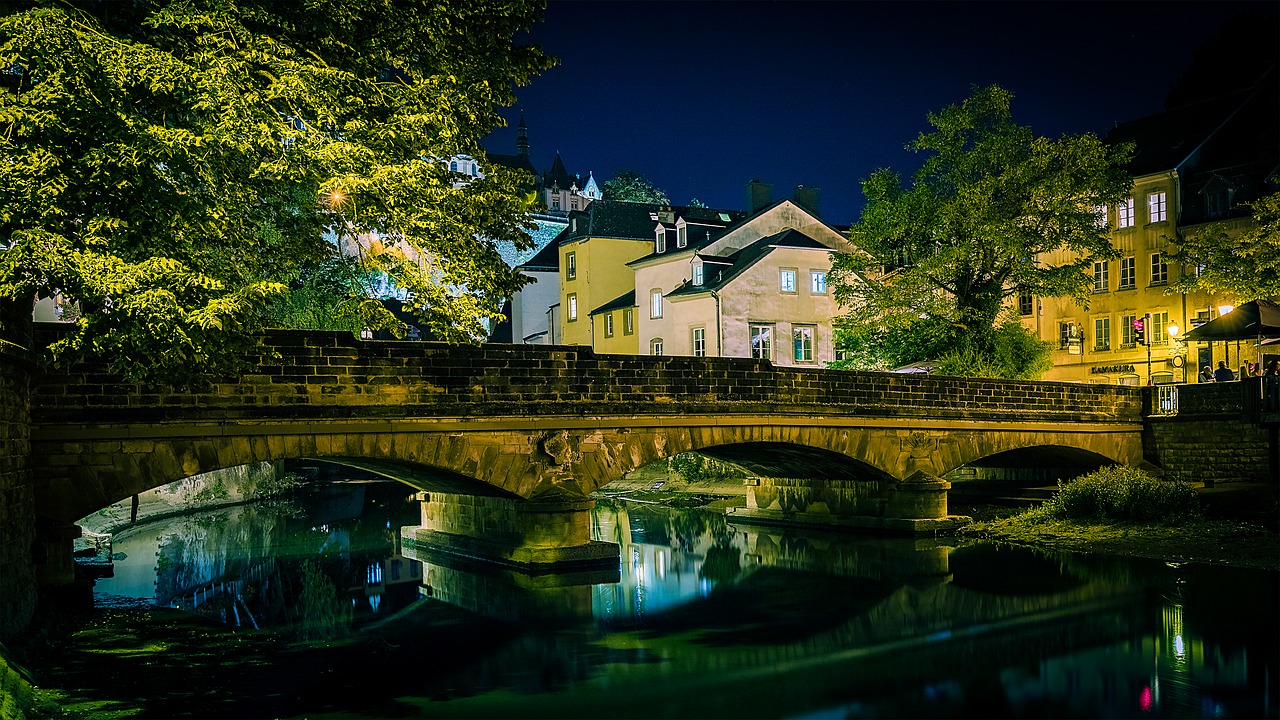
[1133,319,1144,331]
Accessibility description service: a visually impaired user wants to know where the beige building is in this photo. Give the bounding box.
[629,198,852,364]
[1026,79,1278,384]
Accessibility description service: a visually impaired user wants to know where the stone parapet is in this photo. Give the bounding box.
[31,328,1145,426]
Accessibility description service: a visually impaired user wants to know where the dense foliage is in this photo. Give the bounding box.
[0,0,552,385]
[1165,192,1280,301]
[830,85,1132,376]
[1037,466,1201,524]
[601,170,669,204]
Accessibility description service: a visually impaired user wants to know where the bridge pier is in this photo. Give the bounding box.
[727,472,971,534]
[33,518,80,587]
[399,491,619,572]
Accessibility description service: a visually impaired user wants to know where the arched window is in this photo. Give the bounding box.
[650,338,664,356]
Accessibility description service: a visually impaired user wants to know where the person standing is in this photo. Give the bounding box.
[1214,360,1236,382]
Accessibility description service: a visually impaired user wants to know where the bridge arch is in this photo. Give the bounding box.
[35,420,1144,527]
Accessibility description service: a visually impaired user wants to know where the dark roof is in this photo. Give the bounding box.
[589,289,636,316]
[487,152,539,177]
[565,200,743,243]
[1104,70,1278,225]
[517,227,567,271]
[488,299,513,343]
[628,223,726,264]
[544,152,581,190]
[1105,72,1277,177]
[667,229,831,299]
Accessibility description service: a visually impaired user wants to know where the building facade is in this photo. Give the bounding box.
[1026,75,1279,384]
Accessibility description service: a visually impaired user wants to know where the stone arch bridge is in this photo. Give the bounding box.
[31,330,1145,574]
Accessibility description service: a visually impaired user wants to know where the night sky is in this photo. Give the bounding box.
[482,0,1276,225]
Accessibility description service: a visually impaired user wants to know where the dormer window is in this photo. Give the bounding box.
[693,263,704,286]
[1202,176,1237,220]
[655,227,667,254]
[676,223,688,248]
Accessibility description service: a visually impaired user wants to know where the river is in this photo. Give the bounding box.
[60,477,1279,719]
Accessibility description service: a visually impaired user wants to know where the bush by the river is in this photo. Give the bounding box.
[1036,466,1200,524]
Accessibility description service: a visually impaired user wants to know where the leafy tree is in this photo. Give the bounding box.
[830,85,1132,374]
[0,0,552,385]
[1164,192,1280,301]
[262,257,388,334]
[601,171,669,204]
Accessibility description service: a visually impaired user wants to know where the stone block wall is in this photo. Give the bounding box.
[0,301,34,643]
[1144,381,1277,484]
[31,328,1145,425]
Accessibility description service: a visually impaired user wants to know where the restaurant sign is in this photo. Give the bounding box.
[1091,364,1135,375]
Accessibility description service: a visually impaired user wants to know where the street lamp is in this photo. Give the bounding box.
[1218,304,1235,317]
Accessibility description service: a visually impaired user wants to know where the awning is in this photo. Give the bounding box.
[1182,300,1280,342]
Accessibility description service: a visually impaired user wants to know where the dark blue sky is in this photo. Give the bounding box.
[483,1,1276,225]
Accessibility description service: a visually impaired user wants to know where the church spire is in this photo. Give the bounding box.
[516,111,529,158]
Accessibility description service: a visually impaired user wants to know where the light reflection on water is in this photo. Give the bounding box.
[90,479,1278,719]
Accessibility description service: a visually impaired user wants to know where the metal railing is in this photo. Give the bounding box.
[1152,385,1179,416]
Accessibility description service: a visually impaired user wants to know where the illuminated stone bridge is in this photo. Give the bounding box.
[26,329,1148,577]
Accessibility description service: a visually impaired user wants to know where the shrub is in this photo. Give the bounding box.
[1040,466,1200,524]
[668,453,742,484]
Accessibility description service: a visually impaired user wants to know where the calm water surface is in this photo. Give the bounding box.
[83,479,1278,719]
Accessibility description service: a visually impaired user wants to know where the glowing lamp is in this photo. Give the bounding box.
[1168,324,1179,338]
[1218,304,1235,317]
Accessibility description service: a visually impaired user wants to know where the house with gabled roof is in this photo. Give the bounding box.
[559,200,745,348]
[628,195,852,364]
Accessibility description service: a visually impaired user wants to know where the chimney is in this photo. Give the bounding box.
[746,179,773,213]
[793,185,821,217]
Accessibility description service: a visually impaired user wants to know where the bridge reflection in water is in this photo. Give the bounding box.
[88,480,1275,718]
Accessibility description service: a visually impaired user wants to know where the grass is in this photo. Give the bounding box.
[956,466,1279,570]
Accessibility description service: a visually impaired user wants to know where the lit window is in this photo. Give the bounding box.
[1093,260,1108,292]
[1119,256,1135,289]
[1058,321,1076,350]
[650,338,664,356]
[793,326,814,363]
[650,289,663,319]
[1148,191,1166,223]
[810,271,827,294]
[1151,311,1169,345]
[566,252,576,280]
[1121,313,1136,347]
[750,324,773,360]
[567,293,577,321]
[1150,253,1167,284]
[604,313,614,337]
[692,327,706,357]
[780,269,797,293]
[1018,293,1033,315]
[1093,317,1110,351]
[1117,199,1134,229]
[1093,204,1108,229]
[624,309,634,334]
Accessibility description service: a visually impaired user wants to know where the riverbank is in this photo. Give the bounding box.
[603,477,1280,573]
